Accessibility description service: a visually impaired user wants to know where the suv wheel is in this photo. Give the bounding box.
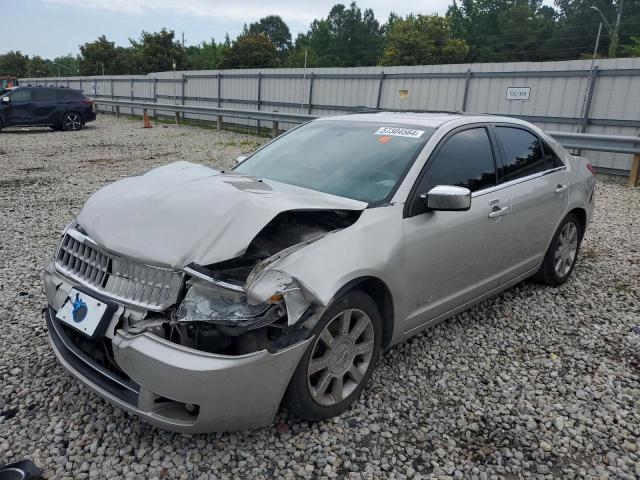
[286,290,382,421]
[62,112,83,131]
[534,213,582,286]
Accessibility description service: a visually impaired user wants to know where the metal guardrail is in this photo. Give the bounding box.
[94,99,640,186]
[95,98,317,126]
[548,131,640,155]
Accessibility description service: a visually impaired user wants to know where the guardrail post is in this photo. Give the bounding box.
[153,78,157,118]
[130,77,134,116]
[375,71,385,109]
[462,68,472,112]
[307,73,315,114]
[272,120,279,138]
[175,111,180,124]
[217,115,223,130]
[630,152,640,187]
[115,105,120,118]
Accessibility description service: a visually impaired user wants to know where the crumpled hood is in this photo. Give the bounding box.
[77,161,366,268]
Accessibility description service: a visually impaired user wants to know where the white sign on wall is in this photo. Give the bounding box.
[506,87,530,100]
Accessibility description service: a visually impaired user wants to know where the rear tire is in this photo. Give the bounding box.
[285,290,382,421]
[62,112,83,131]
[533,213,582,286]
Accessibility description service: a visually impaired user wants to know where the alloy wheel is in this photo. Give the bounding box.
[307,308,375,406]
[64,113,82,131]
[554,221,578,277]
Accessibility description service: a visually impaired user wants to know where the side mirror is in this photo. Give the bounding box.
[1,96,9,104]
[421,185,471,211]
[235,155,248,165]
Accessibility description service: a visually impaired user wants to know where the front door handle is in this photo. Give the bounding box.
[555,184,568,194]
[488,206,509,218]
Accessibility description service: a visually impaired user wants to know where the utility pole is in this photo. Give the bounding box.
[591,23,603,69]
[610,0,624,58]
[591,1,625,58]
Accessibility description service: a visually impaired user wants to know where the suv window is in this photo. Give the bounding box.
[32,89,56,101]
[416,127,497,195]
[495,127,545,182]
[9,89,32,102]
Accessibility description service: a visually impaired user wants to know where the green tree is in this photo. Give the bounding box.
[185,39,228,70]
[305,2,384,67]
[624,36,640,56]
[48,54,81,77]
[28,56,49,77]
[219,33,278,68]
[0,51,29,77]
[553,0,640,59]
[382,15,469,65]
[248,15,292,53]
[447,0,565,61]
[130,29,186,72]
[79,35,124,75]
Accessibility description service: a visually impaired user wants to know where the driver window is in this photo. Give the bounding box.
[9,89,31,103]
[409,128,496,217]
[415,127,496,198]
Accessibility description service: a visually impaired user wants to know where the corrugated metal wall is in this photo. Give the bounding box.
[22,57,640,173]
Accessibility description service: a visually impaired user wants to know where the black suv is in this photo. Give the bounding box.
[0,86,96,132]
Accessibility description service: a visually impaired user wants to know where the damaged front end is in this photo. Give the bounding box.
[122,209,360,356]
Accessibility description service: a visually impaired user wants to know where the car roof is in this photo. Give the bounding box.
[317,111,532,129]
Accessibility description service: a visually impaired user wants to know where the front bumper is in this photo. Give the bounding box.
[45,308,311,433]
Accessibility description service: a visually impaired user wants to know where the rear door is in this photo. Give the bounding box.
[5,89,34,125]
[401,126,509,333]
[492,125,569,282]
[32,88,59,124]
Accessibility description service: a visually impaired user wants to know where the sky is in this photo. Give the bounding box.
[3,0,465,59]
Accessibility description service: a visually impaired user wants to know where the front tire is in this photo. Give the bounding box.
[62,112,83,131]
[286,290,382,421]
[534,213,582,286]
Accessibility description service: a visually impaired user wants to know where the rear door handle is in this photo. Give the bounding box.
[555,184,568,194]
[488,206,509,218]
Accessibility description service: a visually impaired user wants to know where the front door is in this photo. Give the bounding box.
[401,126,509,334]
[6,89,34,125]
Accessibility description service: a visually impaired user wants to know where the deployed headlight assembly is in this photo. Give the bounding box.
[176,279,285,329]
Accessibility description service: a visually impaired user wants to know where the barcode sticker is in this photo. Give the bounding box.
[374,127,424,138]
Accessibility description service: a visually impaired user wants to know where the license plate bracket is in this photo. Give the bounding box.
[55,287,117,338]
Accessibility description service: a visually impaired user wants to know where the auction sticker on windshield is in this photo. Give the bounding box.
[374,127,425,138]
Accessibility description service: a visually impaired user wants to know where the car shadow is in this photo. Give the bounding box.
[1,125,96,134]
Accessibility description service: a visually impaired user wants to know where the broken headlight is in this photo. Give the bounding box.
[175,279,285,329]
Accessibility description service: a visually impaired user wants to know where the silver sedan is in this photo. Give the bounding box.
[44,113,596,432]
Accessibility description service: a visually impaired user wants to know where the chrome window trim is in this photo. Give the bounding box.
[472,166,566,198]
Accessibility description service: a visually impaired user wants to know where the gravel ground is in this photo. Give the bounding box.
[0,114,639,480]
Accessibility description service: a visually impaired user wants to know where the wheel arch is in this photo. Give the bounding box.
[568,207,587,243]
[330,276,395,350]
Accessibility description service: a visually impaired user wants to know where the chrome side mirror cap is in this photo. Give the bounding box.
[235,155,248,165]
[421,185,471,211]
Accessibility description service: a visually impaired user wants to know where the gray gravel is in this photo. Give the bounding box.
[1,114,639,479]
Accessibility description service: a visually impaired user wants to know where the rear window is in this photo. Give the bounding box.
[32,89,57,101]
[495,127,546,183]
[55,89,82,100]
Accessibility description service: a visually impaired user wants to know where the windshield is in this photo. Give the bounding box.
[234,120,435,203]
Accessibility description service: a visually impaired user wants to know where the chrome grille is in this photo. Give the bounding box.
[55,230,183,311]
